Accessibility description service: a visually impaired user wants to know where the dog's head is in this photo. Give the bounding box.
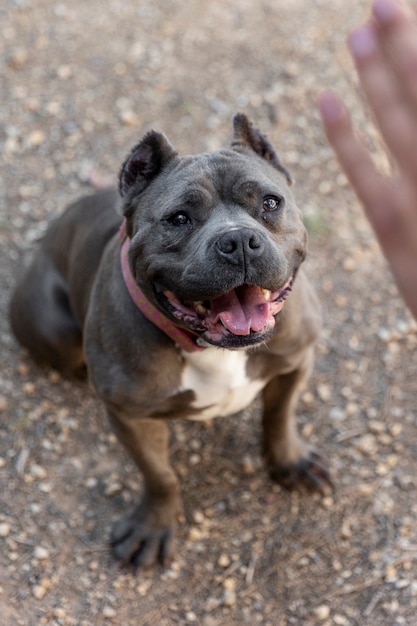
[119,114,307,349]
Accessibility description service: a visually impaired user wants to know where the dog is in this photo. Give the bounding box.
[10,114,332,569]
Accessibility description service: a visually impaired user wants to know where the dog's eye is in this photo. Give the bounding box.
[167,212,191,227]
[262,196,284,212]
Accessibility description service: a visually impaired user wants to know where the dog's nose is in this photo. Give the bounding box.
[215,228,264,265]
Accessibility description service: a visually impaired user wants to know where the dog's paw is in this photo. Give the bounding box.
[268,451,334,496]
[110,506,175,571]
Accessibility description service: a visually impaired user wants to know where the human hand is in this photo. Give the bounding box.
[318,0,417,319]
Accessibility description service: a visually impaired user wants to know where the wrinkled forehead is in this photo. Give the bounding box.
[163,149,290,200]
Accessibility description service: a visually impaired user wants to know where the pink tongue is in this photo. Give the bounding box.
[210,286,270,335]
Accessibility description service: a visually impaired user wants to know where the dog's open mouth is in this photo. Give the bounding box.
[162,278,293,344]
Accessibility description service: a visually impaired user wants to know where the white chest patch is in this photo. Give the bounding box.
[180,348,266,421]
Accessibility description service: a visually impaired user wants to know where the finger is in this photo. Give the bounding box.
[348,22,417,181]
[373,0,415,25]
[372,0,417,105]
[319,92,417,317]
[378,180,417,317]
[318,91,391,218]
[319,91,417,240]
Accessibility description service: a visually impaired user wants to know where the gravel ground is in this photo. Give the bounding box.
[1,1,417,625]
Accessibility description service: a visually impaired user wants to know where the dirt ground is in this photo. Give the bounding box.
[1,0,417,624]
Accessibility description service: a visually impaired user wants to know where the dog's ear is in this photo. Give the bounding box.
[119,131,178,197]
[231,113,292,185]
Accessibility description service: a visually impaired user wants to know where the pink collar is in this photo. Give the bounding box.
[119,222,204,352]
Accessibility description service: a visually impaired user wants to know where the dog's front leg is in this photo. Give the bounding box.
[262,350,333,495]
[107,413,180,569]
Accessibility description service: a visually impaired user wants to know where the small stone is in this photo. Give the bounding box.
[313,604,330,620]
[302,422,314,438]
[193,511,205,524]
[391,405,404,418]
[23,382,36,394]
[38,481,53,493]
[386,454,398,468]
[345,401,359,417]
[302,391,314,404]
[329,407,346,421]
[205,597,220,612]
[185,611,197,622]
[7,48,29,69]
[377,433,393,446]
[378,327,392,342]
[375,463,389,476]
[343,257,357,271]
[57,65,73,79]
[136,581,152,596]
[34,546,50,560]
[119,110,140,127]
[0,523,11,537]
[337,173,348,187]
[223,577,236,590]
[4,137,19,154]
[284,62,299,77]
[25,97,40,112]
[368,420,385,434]
[218,553,230,568]
[317,384,331,401]
[385,565,397,582]
[30,464,47,479]
[28,130,46,147]
[104,482,123,496]
[32,579,51,599]
[107,433,117,445]
[189,526,208,541]
[334,294,347,309]
[355,434,377,456]
[358,483,374,496]
[340,521,351,539]
[390,423,402,436]
[17,363,29,375]
[318,180,333,195]
[32,585,47,600]
[102,606,116,619]
[222,578,237,607]
[395,579,410,589]
[241,455,256,475]
[223,588,236,606]
[321,496,334,508]
[387,598,399,614]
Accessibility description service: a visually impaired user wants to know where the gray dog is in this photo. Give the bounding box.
[10,114,332,569]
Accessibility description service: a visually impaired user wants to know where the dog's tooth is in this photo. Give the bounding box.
[261,288,271,301]
[195,302,207,315]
